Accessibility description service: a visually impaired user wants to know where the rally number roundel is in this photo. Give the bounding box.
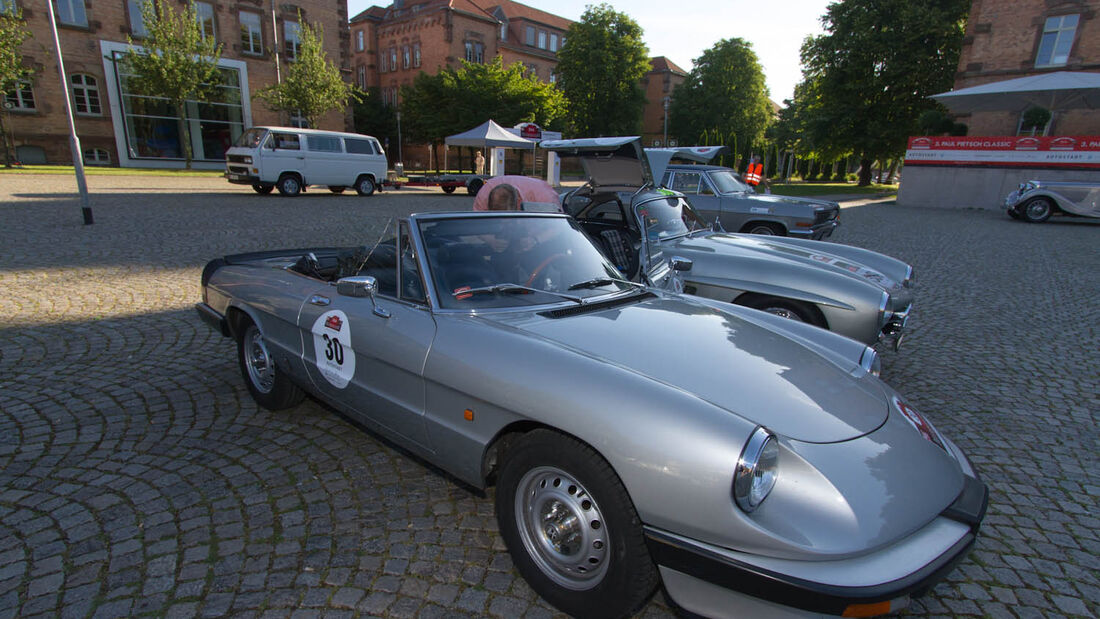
[311,310,355,389]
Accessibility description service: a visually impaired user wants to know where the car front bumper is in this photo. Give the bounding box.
[646,474,987,617]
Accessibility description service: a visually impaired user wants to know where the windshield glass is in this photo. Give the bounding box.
[419,215,635,309]
[708,169,751,193]
[234,128,266,148]
[635,195,708,241]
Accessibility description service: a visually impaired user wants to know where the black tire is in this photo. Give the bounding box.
[276,174,302,196]
[495,430,658,619]
[442,185,456,194]
[1020,197,1053,223]
[1007,208,1021,220]
[736,293,826,327]
[252,183,274,194]
[237,321,305,411]
[467,178,484,195]
[328,186,346,194]
[355,175,376,196]
[742,221,785,236]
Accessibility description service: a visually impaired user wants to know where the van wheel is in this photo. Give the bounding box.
[468,178,484,195]
[252,183,274,194]
[355,176,376,196]
[328,186,346,194]
[277,174,302,196]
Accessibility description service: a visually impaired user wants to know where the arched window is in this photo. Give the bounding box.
[83,147,111,165]
[70,74,101,115]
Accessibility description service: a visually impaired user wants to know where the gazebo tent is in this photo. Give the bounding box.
[931,71,1100,113]
[444,120,535,148]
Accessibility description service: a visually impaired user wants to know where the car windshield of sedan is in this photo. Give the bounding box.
[707,169,752,194]
[418,215,637,310]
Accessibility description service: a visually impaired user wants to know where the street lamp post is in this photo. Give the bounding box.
[395,110,402,163]
[662,97,670,146]
[46,0,93,225]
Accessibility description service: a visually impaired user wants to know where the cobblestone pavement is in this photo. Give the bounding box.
[0,175,1097,619]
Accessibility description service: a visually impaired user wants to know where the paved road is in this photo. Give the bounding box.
[0,175,1096,618]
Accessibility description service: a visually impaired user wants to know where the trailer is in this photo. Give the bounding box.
[385,173,489,195]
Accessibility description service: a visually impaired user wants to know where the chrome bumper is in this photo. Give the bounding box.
[880,303,911,352]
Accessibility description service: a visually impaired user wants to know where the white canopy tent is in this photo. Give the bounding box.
[931,71,1100,113]
[443,120,536,174]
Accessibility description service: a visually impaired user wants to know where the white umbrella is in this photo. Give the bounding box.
[931,71,1100,113]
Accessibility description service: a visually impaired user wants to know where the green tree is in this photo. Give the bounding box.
[798,0,968,184]
[353,87,398,159]
[400,58,566,170]
[669,38,773,168]
[255,16,359,128]
[0,9,33,167]
[121,0,222,169]
[555,4,649,136]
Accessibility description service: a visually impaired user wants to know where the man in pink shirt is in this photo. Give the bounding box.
[472,175,563,212]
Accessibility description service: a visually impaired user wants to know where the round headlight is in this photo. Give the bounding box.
[734,427,779,513]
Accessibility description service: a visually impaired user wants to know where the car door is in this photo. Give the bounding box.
[670,170,723,226]
[298,227,436,449]
[259,131,305,183]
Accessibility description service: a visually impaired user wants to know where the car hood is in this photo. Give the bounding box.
[671,232,902,292]
[488,294,888,443]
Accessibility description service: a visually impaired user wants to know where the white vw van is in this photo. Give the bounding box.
[225,126,388,196]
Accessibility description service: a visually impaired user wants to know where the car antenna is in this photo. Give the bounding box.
[354,217,395,276]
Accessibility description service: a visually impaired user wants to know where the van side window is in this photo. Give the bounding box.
[268,133,300,150]
[345,138,376,155]
[307,135,343,152]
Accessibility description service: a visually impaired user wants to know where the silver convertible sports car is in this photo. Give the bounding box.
[1004,179,1100,223]
[196,211,986,619]
[542,137,914,349]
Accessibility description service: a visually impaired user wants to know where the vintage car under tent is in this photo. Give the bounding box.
[899,71,1100,210]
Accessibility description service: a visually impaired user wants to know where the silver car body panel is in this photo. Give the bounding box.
[1004,179,1100,218]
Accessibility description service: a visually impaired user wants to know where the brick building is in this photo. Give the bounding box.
[2,0,349,168]
[640,56,687,147]
[954,0,1100,134]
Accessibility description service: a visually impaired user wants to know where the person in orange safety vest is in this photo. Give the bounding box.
[744,155,769,193]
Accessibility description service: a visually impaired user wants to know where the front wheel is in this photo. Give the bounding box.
[442,185,456,194]
[355,175,376,196]
[736,294,825,327]
[237,321,305,411]
[252,183,274,194]
[743,221,784,236]
[467,178,484,195]
[1020,197,1053,223]
[276,174,302,196]
[495,430,658,618]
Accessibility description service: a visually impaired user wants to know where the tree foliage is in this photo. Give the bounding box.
[0,9,33,166]
[122,0,222,168]
[669,38,773,167]
[555,3,650,136]
[400,57,565,159]
[255,16,359,128]
[352,87,398,156]
[798,0,968,184]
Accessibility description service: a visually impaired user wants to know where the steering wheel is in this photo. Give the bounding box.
[525,253,566,288]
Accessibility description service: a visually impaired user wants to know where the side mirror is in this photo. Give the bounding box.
[336,276,390,318]
[669,256,693,272]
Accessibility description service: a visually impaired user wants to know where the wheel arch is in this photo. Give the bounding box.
[224,303,265,341]
[481,420,594,487]
[738,219,788,235]
[732,291,829,329]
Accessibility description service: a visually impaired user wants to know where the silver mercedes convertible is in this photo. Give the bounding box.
[196,211,986,619]
[543,137,914,349]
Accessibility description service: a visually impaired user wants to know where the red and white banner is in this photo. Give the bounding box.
[904,136,1100,169]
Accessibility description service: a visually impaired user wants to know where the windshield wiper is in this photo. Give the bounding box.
[452,282,585,304]
[567,277,644,291]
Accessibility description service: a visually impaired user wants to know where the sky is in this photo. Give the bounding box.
[346,0,834,103]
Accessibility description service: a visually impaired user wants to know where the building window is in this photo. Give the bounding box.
[195,1,215,42]
[127,0,148,36]
[560,36,566,48]
[413,43,420,67]
[83,148,111,165]
[356,30,364,52]
[356,65,365,88]
[389,47,397,71]
[525,25,535,45]
[4,82,35,111]
[500,19,507,41]
[240,12,262,54]
[1,0,16,15]
[1036,14,1079,67]
[549,72,556,84]
[537,30,546,49]
[284,21,300,60]
[289,111,308,128]
[55,0,88,26]
[71,74,101,115]
[464,41,483,63]
[549,33,558,52]
[379,50,386,72]
[402,45,410,69]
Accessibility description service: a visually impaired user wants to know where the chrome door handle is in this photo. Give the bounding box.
[309,295,330,306]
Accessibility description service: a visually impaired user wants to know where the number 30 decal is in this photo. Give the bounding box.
[311,310,355,388]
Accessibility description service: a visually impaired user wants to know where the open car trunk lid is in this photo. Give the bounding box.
[540,136,652,190]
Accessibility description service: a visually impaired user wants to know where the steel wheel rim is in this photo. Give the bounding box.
[763,306,803,321]
[1026,199,1050,219]
[282,178,299,193]
[514,466,610,590]
[360,179,374,193]
[244,327,275,393]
